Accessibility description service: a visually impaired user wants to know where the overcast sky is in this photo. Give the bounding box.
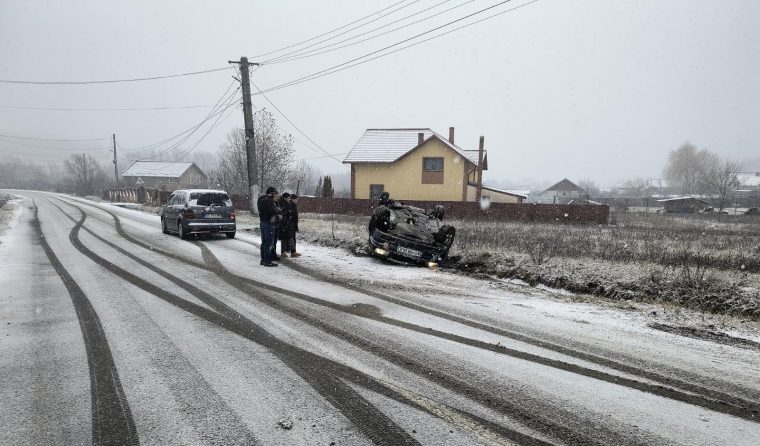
[1,0,759,189]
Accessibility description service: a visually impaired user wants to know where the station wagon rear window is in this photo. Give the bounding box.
[188,192,232,207]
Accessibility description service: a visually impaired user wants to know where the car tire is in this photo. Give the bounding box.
[435,225,456,248]
[161,218,169,234]
[226,231,236,239]
[178,220,187,239]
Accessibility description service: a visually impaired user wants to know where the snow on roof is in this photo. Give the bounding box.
[121,161,195,178]
[656,196,710,203]
[342,128,484,166]
[542,178,584,193]
[737,172,760,187]
[480,184,528,198]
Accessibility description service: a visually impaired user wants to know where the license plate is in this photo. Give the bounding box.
[397,246,421,258]
[205,214,222,219]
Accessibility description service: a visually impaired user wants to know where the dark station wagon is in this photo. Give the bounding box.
[160,189,236,239]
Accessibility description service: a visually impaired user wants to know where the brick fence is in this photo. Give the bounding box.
[294,197,609,224]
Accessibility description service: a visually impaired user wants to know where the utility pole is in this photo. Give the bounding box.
[112,133,118,185]
[228,56,261,215]
[475,136,485,202]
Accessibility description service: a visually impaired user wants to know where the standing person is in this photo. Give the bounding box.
[277,193,294,257]
[289,194,301,257]
[271,192,286,261]
[256,186,278,267]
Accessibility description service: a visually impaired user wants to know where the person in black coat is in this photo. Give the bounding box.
[289,194,300,257]
[256,186,278,266]
[277,193,295,256]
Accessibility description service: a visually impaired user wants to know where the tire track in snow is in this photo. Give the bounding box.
[46,197,427,446]
[31,201,139,446]
[51,195,682,445]
[238,236,760,422]
[47,195,571,445]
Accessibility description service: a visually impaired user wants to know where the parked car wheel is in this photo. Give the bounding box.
[225,232,236,239]
[161,218,169,234]
[177,220,187,239]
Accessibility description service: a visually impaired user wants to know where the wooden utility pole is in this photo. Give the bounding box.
[228,56,260,214]
[112,133,118,185]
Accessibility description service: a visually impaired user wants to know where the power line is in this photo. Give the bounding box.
[0,104,217,111]
[251,82,343,163]
[119,80,238,154]
[252,0,412,58]
[0,136,109,151]
[256,0,537,95]
[0,133,110,142]
[135,84,241,161]
[0,66,230,85]
[264,0,467,65]
[260,0,423,64]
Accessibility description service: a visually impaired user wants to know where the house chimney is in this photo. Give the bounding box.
[448,127,455,145]
[476,136,485,202]
[418,132,424,145]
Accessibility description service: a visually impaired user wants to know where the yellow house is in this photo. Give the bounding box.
[344,127,525,203]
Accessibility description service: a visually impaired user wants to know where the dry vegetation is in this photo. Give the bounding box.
[283,211,760,319]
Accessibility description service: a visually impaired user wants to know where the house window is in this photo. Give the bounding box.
[422,157,444,184]
[369,184,384,200]
[191,174,200,184]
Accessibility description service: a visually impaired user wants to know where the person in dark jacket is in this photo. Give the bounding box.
[277,193,295,256]
[289,194,301,257]
[256,186,278,266]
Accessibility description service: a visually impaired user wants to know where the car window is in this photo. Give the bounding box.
[188,192,232,207]
[166,194,176,206]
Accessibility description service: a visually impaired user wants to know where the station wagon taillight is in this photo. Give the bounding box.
[184,209,195,219]
[229,210,235,220]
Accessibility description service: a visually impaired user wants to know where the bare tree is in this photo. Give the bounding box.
[576,178,600,199]
[254,109,295,190]
[621,177,651,199]
[209,108,295,196]
[663,143,704,195]
[64,153,105,196]
[699,156,742,210]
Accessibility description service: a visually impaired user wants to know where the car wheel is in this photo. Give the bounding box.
[178,220,187,239]
[436,225,456,248]
[161,218,169,234]
[225,231,236,239]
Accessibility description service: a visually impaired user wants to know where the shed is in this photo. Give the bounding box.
[657,197,710,213]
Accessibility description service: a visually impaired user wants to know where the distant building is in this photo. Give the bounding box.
[657,197,710,213]
[343,127,524,203]
[534,178,585,204]
[121,161,208,191]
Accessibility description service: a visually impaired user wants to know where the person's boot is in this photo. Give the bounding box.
[290,252,302,257]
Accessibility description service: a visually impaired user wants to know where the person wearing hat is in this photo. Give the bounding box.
[256,186,279,266]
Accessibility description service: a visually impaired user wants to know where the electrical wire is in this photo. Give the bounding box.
[0,104,217,111]
[0,136,109,151]
[119,80,238,155]
[263,0,467,65]
[252,0,411,58]
[0,133,110,142]
[259,0,423,64]
[0,66,230,85]
[251,82,343,163]
[255,0,538,95]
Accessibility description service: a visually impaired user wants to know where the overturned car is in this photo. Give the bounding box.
[368,192,456,267]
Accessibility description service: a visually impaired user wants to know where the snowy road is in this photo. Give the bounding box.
[2,192,760,445]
